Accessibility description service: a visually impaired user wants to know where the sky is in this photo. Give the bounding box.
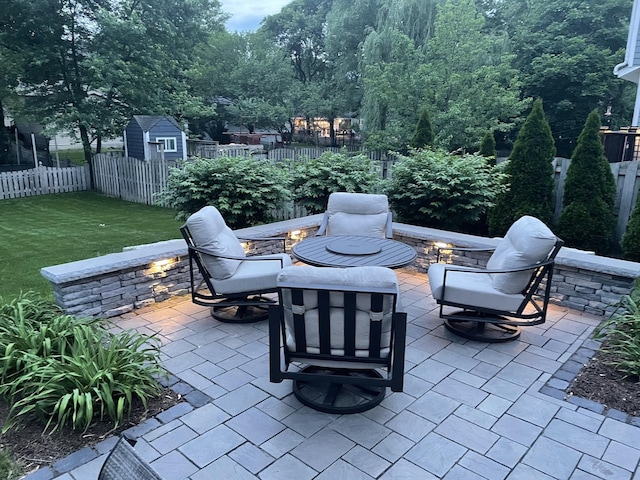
[220,0,292,32]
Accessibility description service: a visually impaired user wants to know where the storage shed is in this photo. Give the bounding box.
[124,115,187,161]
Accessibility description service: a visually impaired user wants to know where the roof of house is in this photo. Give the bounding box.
[131,115,183,132]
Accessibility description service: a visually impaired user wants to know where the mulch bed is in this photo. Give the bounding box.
[568,348,640,417]
[0,388,183,478]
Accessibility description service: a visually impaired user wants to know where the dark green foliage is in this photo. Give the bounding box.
[290,151,382,213]
[488,99,556,236]
[385,149,507,233]
[411,108,435,149]
[162,156,291,229]
[621,195,640,261]
[0,293,164,433]
[557,110,616,253]
[479,130,496,164]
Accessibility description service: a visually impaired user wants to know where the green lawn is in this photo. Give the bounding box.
[0,192,183,300]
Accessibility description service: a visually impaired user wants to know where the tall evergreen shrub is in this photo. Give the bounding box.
[488,99,555,236]
[557,110,616,253]
[410,108,434,149]
[622,197,640,261]
[479,130,496,165]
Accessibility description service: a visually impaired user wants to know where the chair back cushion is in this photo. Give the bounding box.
[277,266,399,357]
[326,192,389,237]
[486,216,557,294]
[186,206,245,279]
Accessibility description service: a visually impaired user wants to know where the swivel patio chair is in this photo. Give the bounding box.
[269,265,407,413]
[427,215,563,342]
[99,437,162,480]
[181,205,292,323]
[316,192,393,238]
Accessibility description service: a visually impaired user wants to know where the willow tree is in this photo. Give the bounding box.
[420,0,528,151]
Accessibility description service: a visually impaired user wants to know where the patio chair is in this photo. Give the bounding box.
[99,437,162,480]
[427,215,564,342]
[316,192,393,238]
[269,265,407,413]
[181,206,292,323]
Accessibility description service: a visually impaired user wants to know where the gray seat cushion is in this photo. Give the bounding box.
[326,192,390,237]
[186,206,245,279]
[486,216,557,294]
[211,253,292,295]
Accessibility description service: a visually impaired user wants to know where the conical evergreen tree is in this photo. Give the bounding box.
[488,99,555,236]
[621,197,640,261]
[557,109,616,253]
[411,108,434,149]
[479,130,496,165]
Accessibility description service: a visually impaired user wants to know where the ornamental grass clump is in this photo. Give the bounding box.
[0,293,165,433]
[593,286,640,380]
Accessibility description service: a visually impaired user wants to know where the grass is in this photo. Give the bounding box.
[0,191,183,300]
[0,448,20,480]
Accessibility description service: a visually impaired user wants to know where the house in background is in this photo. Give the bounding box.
[124,115,187,161]
[614,0,640,125]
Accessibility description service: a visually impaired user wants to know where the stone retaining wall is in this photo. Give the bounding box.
[41,215,640,319]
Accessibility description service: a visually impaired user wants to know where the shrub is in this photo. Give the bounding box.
[593,285,640,379]
[385,149,507,233]
[478,130,496,164]
[290,151,383,214]
[0,293,164,433]
[488,99,555,236]
[411,108,434,149]
[162,156,291,228]
[622,196,640,261]
[557,110,616,253]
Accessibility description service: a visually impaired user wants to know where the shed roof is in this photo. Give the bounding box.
[131,115,183,132]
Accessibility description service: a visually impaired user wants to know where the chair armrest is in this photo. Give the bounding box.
[441,258,553,276]
[436,246,495,263]
[315,212,330,236]
[190,245,287,267]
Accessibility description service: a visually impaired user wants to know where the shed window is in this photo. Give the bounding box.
[156,137,177,152]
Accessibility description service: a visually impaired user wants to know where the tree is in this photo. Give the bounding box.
[1,0,224,178]
[501,0,633,157]
[411,108,435,148]
[478,130,496,161]
[621,198,640,261]
[488,99,555,236]
[557,110,617,253]
[419,0,528,151]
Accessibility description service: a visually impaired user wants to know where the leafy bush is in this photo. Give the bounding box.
[162,156,291,228]
[488,99,556,236]
[621,196,640,261]
[479,130,496,164]
[593,286,640,379]
[0,293,164,433]
[385,149,507,233]
[290,151,383,214]
[557,110,616,254]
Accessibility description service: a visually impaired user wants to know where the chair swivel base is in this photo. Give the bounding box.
[444,311,521,343]
[210,296,273,323]
[292,366,386,414]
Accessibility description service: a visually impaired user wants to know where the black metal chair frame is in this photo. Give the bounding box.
[434,239,564,342]
[99,437,162,480]
[181,224,287,323]
[269,281,407,413]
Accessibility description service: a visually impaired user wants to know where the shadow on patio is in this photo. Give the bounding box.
[34,267,640,480]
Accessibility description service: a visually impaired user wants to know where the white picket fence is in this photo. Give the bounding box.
[0,165,91,200]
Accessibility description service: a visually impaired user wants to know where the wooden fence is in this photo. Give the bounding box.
[0,164,90,200]
[93,153,177,206]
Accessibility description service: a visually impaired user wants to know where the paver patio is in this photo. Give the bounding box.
[27,268,640,480]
